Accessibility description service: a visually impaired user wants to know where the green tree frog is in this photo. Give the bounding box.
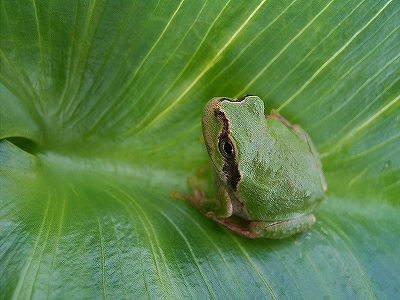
[172,95,327,239]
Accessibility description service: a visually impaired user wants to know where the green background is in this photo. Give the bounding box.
[1,0,399,299]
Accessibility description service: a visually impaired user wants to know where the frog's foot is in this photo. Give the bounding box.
[207,213,316,239]
[195,163,210,178]
[170,177,208,209]
[171,178,233,218]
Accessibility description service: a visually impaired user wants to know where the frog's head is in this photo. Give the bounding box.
[202,95,266,190]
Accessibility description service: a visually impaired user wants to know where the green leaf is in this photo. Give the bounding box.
[1,0,399,299]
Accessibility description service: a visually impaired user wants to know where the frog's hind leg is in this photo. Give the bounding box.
[249,214,316,239]
[208,213,316,239]
[206,212,261,238]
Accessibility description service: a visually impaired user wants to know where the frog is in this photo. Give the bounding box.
[172,95,327,239]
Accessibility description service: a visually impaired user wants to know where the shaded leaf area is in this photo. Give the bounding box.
[1,0,399,299]
[1,141,399,299]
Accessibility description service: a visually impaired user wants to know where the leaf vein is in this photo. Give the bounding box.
[11,193,52,299]
[238,0,335,98]
[278,0,395,110]
[264,0,366,101]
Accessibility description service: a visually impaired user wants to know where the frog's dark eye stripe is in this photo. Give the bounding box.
[219,136,235,158]
[214,105,241,190]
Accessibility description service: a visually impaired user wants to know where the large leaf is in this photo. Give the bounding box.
[1,0,399,299]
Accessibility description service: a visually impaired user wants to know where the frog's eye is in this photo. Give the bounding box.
[219,136,235,158]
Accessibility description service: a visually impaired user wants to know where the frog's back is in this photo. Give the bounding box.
[237,117,325,221]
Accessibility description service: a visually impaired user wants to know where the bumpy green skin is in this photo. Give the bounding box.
[175,95,326,239]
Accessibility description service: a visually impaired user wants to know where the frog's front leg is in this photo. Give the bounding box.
[208,213,316,239]
[171,177,233,218]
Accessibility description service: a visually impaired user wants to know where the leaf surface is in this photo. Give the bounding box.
[1,0,399,299]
